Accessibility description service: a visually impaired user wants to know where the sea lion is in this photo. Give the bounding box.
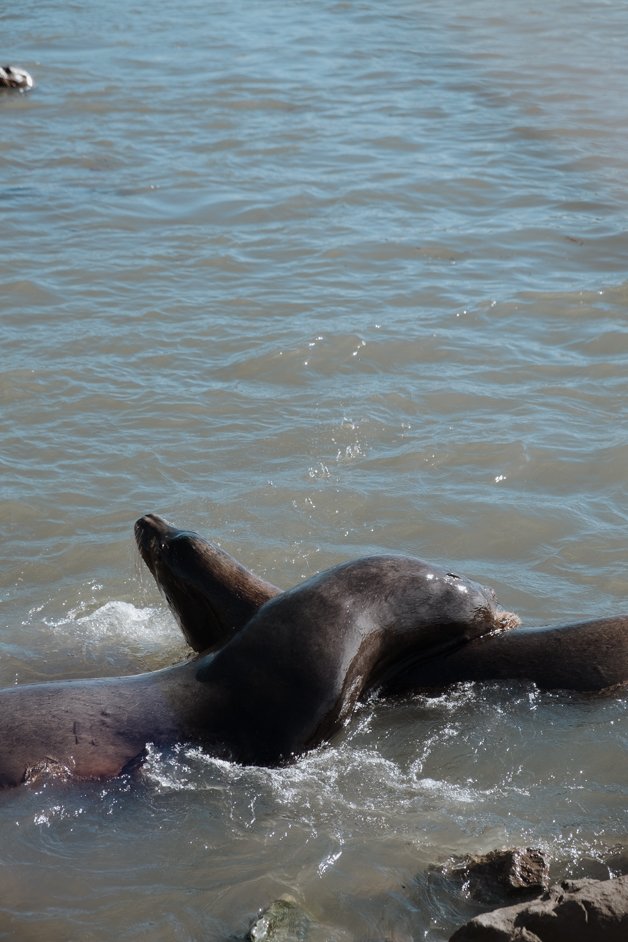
[135,513,279,652]
[136,516,628,694]
[0,539,511,787]
[192,554,513,766]
[382,616,628,695]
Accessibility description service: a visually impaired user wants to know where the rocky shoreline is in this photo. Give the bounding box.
[245,847,628,942]
[451,872,628,941]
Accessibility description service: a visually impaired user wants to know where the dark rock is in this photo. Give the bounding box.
[449,873,628,941]
[447,848,549,904]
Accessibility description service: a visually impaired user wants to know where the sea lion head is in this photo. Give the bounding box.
[135,514,278,652]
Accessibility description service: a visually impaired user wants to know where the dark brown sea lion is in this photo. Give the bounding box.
[192,554,513,766]
[0,535,511,787]
[383,616,628,695]
[136,515,628,694]
[135,513,279,652]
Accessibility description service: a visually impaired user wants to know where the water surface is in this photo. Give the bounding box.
[1,2,627,939]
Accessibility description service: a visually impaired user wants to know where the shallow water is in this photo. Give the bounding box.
[2,1,628,939]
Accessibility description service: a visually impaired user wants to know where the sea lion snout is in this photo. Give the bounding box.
[135,512,175,545]
[135,513,188,564]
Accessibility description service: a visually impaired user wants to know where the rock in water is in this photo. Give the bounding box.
[449,874,628,941]
[247,896,311,942]
[447,847,549,903]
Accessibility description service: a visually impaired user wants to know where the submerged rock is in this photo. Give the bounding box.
[449,873,628,941]
[247,896,311,942]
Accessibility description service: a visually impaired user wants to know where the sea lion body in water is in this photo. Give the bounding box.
[193,554,511,766]
[0,540,509,787]
[383,616,628,694]
[0,660,206,787]
[136,515,628,694]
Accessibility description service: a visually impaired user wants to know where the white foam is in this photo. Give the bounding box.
[75,600,180,646]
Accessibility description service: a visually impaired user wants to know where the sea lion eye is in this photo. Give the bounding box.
[446,572,460,580]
